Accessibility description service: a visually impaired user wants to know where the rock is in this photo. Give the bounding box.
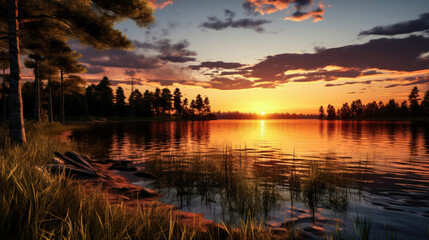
[134,171,157,179]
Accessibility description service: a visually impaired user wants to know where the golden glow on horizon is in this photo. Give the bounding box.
[260,111,265,115]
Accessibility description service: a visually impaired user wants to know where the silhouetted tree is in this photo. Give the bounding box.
[153,88,161,115]
[318,106,325,120]
[142,90,153,117]
[385,99,399,118]
[409,87,421,117]
[326,104,336,120]
[115,87,126,116]
[190,99,196,116]
[173,88,182,116]
[161,88,172,116]
[350,99,363,119]
[24,54,45,121]
[94,77,114,116]
[421,90,429,116]
[340,103,351,119]
[182,98,189,117]
[400,101,409,117]
[0,0,154,143]
[195,94,204,116]
[129,89,143,116]
[204,97,211,115]
[52,40,86,123]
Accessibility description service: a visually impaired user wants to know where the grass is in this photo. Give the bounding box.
[0,122,288,240]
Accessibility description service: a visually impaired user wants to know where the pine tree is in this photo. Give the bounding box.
[409,87,421,117]
[0,0,154,143]
[173,88,182,116]
[326,104,336,120]
[115,87,126,116]
[318,106,325,120]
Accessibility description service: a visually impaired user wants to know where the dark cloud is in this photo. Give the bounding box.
[200,9,271,32]
[362,70,383,76]
[87,78,145,87]
[207,77,255,90]
[384,76,429,88]
[125,69,139,77]
[323,76,429,89]
[325,80,375,87]
[242,2,258,16]
[359,12,429,36]
[79,47,163,69]
[288,69,362,83]
[146,79,188,86]
[284,4,324,22]
[189,61,245,70]
[133,39,197,63]
[220,70,250,76]
[248,35,429,83]
[184,35,429,91]
[86,66,105,74]
[75,38,196,70]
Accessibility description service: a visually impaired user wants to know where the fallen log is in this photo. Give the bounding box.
[44,164,99,178]
[64,151,98,172]
[54,152,96,173]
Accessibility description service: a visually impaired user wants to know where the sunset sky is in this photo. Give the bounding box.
[24,0,429,114]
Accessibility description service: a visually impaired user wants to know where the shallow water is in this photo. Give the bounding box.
[72,119,429,239]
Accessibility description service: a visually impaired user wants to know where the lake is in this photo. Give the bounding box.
[72,119,429,239]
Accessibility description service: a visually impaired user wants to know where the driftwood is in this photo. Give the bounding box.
[52,157,65,165]
[54,152,96,173]
[64,151,97,172]
[45,164,99,178]
[43,151,100,179]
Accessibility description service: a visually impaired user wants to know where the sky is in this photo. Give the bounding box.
[36,0,429,114]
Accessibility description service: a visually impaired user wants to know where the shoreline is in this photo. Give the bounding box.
[55,131,220,232]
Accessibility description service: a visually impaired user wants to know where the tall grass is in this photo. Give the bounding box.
[0,122,283,240]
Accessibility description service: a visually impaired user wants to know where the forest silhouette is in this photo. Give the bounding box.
[1,75,215,121]
[319,87,429,120]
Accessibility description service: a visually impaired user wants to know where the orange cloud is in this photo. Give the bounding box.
[284,3,325,22]
[244,0,326,22]
[147,0,178,10]
[244,0,291,15]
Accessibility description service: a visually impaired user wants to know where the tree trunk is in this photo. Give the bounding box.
[60,68,65,124]
[2,67,6,122]
[48,65,53,123]
[38,60,42,121]
[8,0,26,144]
[33,59,40,121]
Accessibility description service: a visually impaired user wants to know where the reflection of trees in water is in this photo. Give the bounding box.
[71,121,429,226]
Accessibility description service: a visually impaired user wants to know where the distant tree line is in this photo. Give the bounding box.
[0,76,215,122]
[215,111,317,119]
[319,87,429,120]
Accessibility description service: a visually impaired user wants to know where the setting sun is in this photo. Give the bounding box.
[260,111,265,116]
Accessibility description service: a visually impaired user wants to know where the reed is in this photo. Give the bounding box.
[0,122,286,240]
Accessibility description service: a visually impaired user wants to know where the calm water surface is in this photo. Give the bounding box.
[72,120,429,239]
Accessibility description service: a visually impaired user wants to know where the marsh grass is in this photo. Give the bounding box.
[0,122,283,240]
